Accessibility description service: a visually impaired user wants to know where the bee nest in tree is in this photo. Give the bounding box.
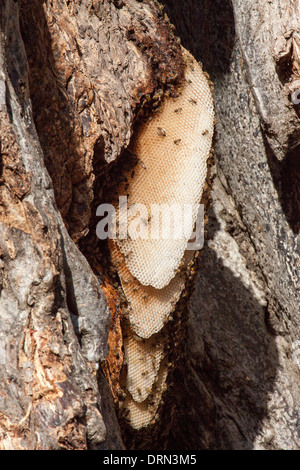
[109,48,214,430]
[110,241,194,339]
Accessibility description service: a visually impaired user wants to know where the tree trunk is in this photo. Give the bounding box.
[0,0,299,450]
[163,0,300,450]
[0,0,184,450]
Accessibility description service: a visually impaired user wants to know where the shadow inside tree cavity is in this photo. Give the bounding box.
[164,201,279,450]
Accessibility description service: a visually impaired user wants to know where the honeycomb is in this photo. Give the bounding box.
[115,49,214,289]
[109,48,214,430]
[110,240,194,339]
[124,328,166,403]
[122,358,169,431]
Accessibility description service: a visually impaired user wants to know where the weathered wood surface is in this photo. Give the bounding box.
[163,0,300,450]
[0,0,184,450]
[19,0,184,241]
[0,0,119,450]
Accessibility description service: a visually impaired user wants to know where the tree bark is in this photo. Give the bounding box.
[163,0,300,450]
[0,0,183,450]
[0,0,300,450]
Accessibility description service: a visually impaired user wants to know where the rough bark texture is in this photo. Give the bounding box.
[0,0,184,450]
[0,0,122,450]
[19,0,184,242]
[163,0,300,450]
[1,0,299,451]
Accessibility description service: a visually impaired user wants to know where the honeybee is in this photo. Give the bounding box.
[153,89,163,101]
[138,159,147,170]
[157,127,166,137]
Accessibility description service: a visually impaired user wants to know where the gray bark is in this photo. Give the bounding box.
[163,0,300,450]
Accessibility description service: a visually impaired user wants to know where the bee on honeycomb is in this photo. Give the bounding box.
[109,47,214,431]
